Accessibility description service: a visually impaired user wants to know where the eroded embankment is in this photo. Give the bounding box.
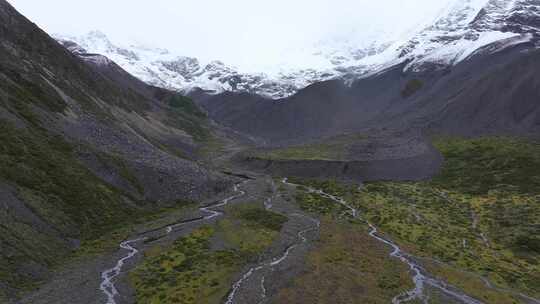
[237,147,442,182]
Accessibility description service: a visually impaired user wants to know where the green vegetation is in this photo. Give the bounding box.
[431,137,540,195]
[250,133,365,161]
[356,181,539,302]
[231,204,288,231]
[0,120,197,295]
[0,121,136,238]
[95,152,145,195]
[289,178,351,198]
[130,203,287,304]
[165,95,212,142]
[276,179,415,302]
[130,226,241,304]
[74,203,197,258]
[294,137,540,301]
[275,219,413,303]
[3,67,67,115]
[218,204,287,256]
[295,189,348,215]
[0,120,137,292]
[401,79,424,98]
[168,95,207,119]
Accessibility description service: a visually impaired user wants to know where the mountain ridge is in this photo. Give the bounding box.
[56,0,539,99]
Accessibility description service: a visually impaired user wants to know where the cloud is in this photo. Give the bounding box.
[8,0,453,70]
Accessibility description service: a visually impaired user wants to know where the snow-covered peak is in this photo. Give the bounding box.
[386,0,538,72]
[472,0,540,33]
[55,0,540,99]
[54,31,393,98]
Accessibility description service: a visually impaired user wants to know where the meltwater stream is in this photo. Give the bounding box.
[225,179,320,304]
[225,216,320,304]
[99,183,246,304]
[281,178,484,304]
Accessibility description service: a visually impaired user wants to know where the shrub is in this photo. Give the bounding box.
[401,79,423,98]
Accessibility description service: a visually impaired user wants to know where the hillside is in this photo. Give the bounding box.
[0,0,233,299]
[195,42,540,143]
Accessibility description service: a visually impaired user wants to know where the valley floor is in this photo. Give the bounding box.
[15,137,540,304]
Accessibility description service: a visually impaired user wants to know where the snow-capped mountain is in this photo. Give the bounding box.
[55,31,391,99]
[391,0,540,71]
[57,0,539,99]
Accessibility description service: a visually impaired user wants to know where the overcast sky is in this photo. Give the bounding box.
[8,0,453,69]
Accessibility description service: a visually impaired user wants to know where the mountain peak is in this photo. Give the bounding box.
[55,0,540,99]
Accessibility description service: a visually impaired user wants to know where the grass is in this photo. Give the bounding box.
[73,203,198,258]
[293,137,540,301]
[275,180,416,303]
[423,259,523,304]
[130,203,287,304]
[230,203,288,231]
[218,203,287,256]
[165,94,212,143]
[130,226,241,304]
[0,121,136,238]
[274,218,414,303]
[0,120,138,293]
[2,66,67,115]
[0,26,221,299]
[167,95,207,119]
[0,120,198,296]
[250,133,365,161]
[401,79,424,98]
[431,137,540,196]
[295,189,348,215]
[95,152,145,195]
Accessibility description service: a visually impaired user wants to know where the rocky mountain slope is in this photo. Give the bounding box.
[193,0,540,143]
[0,0,233,300]
[196,41,540,144]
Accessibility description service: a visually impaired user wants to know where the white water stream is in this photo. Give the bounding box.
[282,178,485,304]
[225,179,320,304]
[99,183,246,304]
[99,177,538,304]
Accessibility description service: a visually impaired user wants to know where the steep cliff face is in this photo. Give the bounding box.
[0,0,231,298]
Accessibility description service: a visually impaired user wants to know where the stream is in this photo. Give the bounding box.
[281,178,484,304]
[224,218,320,304]
[224,180,320,304]
[99,182,246,304]
[98,176,524,304]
